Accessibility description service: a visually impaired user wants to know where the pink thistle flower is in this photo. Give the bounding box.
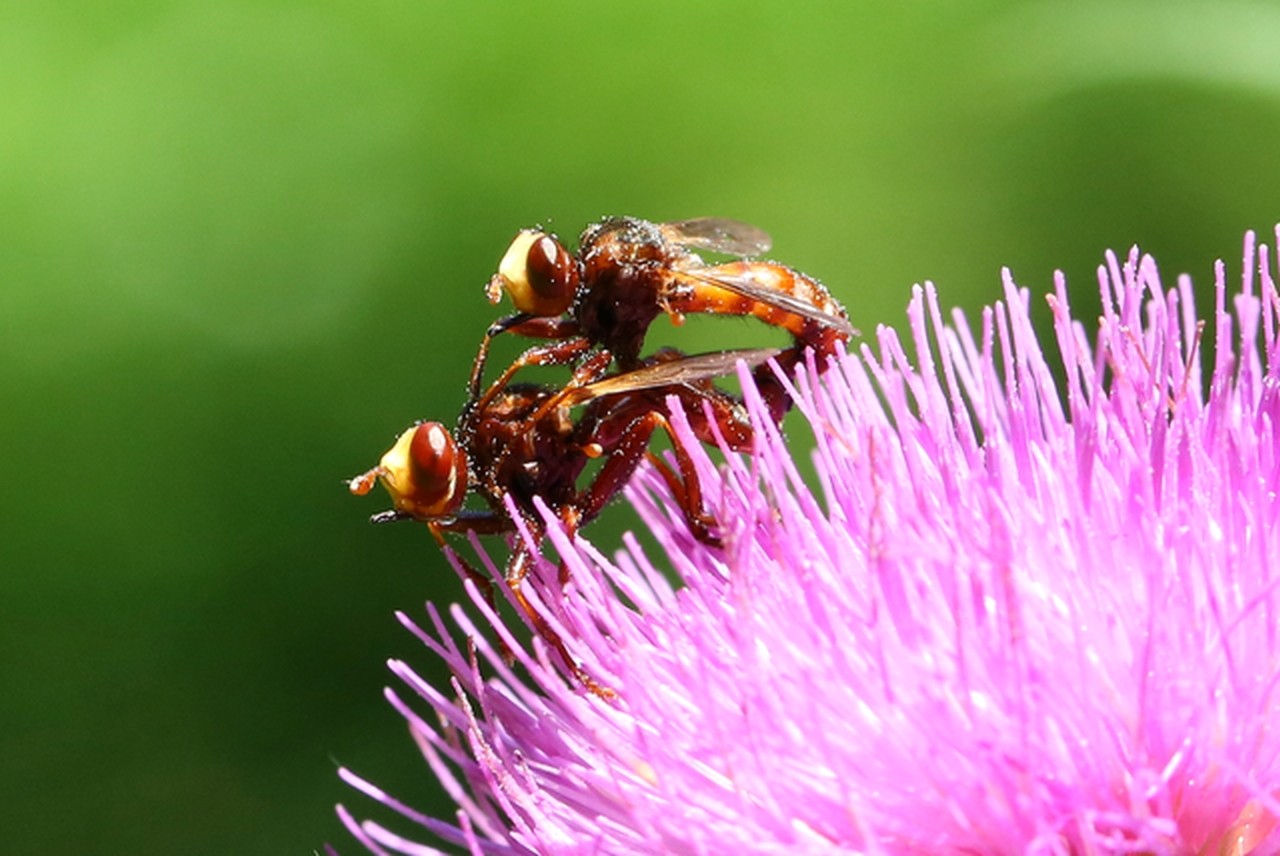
[337,229,1280,854]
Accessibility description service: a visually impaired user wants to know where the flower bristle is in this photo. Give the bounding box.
[338,228,1280,855]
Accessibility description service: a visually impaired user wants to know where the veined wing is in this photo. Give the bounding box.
[557,348,783,408]
[659,218,773,257]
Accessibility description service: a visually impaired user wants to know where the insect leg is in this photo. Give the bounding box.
[427,513,514,608]
[522,348,615,425]
[463,336,596,427]
[574,410,721,545]
[505,534,616,699]
[466,314,586,402]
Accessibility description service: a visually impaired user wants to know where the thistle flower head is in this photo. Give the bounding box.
[337,230,1280,854]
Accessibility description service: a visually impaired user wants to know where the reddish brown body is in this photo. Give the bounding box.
[577,218,849,366]
[452,347,764,537]
[351,348,770,694]
[475,216,854,423]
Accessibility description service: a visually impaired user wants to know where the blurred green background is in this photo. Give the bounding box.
[4,1,1279,853]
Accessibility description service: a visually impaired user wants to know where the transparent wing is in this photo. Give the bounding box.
[659,218,773,257]
[559,348,782,407]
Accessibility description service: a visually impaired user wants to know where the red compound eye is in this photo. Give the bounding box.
[524,234,579,310]
[406,422,466,514]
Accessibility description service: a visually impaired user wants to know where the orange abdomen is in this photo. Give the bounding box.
[673,260,850,355]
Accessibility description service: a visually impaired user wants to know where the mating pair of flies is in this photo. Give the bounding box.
[350,216,853,690]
